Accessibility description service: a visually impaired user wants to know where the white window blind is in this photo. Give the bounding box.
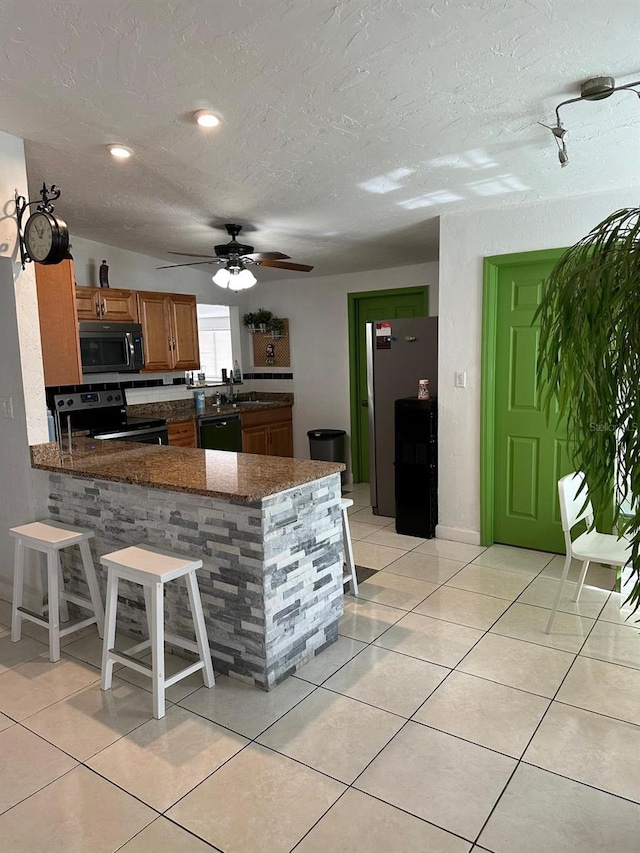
[197,305,232,380]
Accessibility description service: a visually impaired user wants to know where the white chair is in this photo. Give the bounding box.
[100,545,214,719]
[10,520,104,662]
[340,498,359,596]
[547,472,632,633]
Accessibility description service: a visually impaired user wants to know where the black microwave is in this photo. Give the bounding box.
[79,322,145,373]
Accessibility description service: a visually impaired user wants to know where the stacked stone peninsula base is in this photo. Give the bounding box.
[33,440,345,690]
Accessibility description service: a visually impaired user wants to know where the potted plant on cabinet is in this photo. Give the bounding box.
[536,207,640,613]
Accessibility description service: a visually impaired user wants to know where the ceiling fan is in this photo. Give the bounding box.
[156,223,313,290]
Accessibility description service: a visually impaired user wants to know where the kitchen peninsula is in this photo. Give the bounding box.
[31,439,345,690]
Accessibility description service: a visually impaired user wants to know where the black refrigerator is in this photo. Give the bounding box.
[366,316,438,518]
[395,397,438,538]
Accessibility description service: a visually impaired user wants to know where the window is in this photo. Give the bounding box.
[197,304,232,381]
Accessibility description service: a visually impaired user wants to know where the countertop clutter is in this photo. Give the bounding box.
[30,437,343,503]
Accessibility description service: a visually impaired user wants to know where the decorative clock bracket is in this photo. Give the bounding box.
[14,182,62,269]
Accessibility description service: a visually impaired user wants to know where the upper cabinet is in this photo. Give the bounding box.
[168,294,200,370]
[36,260,83,387]
[137,291,200,372]
[35,258,201,384]
[76,286,138,323]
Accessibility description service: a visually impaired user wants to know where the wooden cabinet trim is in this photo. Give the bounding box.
[240,405,293,429]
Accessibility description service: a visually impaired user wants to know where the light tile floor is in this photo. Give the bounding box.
[0,492,638,852]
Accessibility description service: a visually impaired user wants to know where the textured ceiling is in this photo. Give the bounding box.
[1,0,639,278]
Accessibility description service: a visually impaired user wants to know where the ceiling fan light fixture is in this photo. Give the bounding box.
[212,268,231,288]
[108,144,133,159]
[229,269,257,291]
[194,110,220,128]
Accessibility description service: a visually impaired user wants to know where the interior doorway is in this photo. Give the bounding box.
[481,249,570,552]
[348,287,429,483]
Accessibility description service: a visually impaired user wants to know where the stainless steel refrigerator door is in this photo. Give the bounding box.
[368,316,438,517]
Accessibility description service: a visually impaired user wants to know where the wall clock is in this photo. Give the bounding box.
[15,183,70,268]
[23,209,69,265]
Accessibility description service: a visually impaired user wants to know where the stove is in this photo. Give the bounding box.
[53,391,169,445]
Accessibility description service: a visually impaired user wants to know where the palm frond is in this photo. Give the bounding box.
[535,208,640,615]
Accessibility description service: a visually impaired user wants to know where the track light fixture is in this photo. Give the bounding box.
[541,76,640,167]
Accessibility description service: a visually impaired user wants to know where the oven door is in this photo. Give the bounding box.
[94,426,169,445]
[79,324,144,373]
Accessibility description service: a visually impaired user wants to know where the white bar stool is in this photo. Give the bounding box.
[340,498,359,596]
[100,545,214,719]
[10,520,105,662]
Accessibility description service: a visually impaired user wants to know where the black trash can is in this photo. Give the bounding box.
[308,428,347,485]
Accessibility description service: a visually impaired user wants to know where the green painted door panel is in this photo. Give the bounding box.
[352,290,428,482]
[493,262,570,553]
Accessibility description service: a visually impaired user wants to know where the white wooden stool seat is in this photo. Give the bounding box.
[10,519,104,663]
[340,498,358,596]
[100,544,214,719]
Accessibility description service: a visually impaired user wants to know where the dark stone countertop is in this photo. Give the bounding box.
[30,437,343,503]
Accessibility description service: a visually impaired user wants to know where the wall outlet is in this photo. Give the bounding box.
[455,371,467,389]
[0,396,14,418]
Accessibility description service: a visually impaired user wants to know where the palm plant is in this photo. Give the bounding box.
[536,208,640,613]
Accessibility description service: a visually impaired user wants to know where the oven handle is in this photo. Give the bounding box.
[94,426,167,440]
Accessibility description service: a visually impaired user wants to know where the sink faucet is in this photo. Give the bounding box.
[227,373,235,403]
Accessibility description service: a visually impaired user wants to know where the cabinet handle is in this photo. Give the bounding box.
[102,300,107,316]
[95,299,101,318]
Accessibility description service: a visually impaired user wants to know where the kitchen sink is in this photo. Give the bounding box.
[232,401,274,407]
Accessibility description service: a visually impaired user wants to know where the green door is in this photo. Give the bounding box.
[349,288,428,483]
[493,260,571,553]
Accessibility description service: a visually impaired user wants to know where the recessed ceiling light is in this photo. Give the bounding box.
[194,110,220,128]
[108,144,133,159]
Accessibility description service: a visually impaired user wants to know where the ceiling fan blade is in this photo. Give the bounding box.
[168,251,218,259]
[243,251,291,261]
[156,260,218,270]
[258,260,314,272]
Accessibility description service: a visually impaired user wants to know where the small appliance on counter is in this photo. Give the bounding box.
[79,322,144,374]
[53,391,168,445]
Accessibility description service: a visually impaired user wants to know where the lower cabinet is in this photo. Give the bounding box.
[241,406,293,457]
[167,419,197,448]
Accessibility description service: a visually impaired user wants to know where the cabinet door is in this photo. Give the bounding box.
[36,260,83,386]
[99,289,139,322]
[268,421,294,457]
[76,287,100,320]
[169,294,200,370]
[137,292,172,371]
[168,419,197,447]
[242,425,269,455]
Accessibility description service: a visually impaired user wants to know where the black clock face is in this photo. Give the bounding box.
[24,211,69,264]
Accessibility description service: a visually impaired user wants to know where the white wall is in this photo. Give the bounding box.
[244,262,439,466]
[71,235,249,309]
[0,130,49,602]
[438,188,640,544]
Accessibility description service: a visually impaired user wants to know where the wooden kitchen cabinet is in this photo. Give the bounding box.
[268,420,294,457]
[241,424,270,455]
[168,418,197,448]
[36,260,83,387]
[241,406,293,457]
[76,287,138,322]
[137,291,200,372]
[169,294,200,370]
